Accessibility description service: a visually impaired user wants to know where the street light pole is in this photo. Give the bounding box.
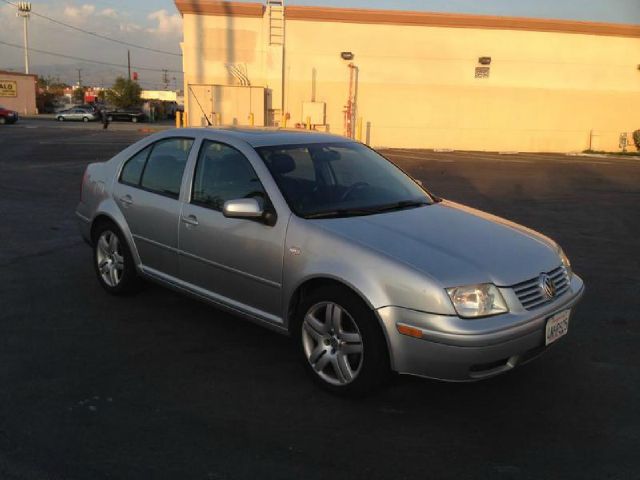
[16,2,31,75]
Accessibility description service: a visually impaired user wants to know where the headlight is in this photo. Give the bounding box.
[558,248,572,276]
[446,283,508,318]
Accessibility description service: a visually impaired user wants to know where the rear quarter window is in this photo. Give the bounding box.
[120,146,151,186]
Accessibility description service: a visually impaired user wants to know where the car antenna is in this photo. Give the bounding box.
[187,85,213,126]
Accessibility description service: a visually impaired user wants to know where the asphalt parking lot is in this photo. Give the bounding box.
[1,123,639,480]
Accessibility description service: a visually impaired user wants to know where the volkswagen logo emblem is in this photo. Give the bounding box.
[538,273,556,299]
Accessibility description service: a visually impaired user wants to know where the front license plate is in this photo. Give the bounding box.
[545,309,570,346]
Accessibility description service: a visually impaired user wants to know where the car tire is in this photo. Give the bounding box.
[107,116,113,122]
[293,285,391,396]
[92,222,141,295]
[0,117,6,125]
[83,116,89,122]
[57,116,64,122]
[131,117,138,123]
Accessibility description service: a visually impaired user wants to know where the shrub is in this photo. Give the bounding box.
[633,130,640,150]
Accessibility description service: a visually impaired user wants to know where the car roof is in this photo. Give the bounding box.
[169,127,353,148]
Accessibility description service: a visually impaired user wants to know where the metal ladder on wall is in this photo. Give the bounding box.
[267,0,285,45]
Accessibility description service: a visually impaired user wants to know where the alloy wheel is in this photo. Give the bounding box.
[96,230,124,287]
[302,302,364,386]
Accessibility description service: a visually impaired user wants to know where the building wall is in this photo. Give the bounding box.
[0,71,37,115]
[179,4,640,152]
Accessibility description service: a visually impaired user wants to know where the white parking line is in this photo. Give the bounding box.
[25,161,89,169]
[38,141,132,145]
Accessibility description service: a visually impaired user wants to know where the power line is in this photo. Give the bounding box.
[0,0,182,57]
[0,39,182,73]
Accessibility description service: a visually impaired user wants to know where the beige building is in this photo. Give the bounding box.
[175,1,640,152]
[0,70,37,116]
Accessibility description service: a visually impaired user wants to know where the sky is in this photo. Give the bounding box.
[1,0,639,89]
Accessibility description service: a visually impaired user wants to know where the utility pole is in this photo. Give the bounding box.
[16,2,31,74]
[127,50,131,80]
[77,69,82,88]
[162,69,169,89]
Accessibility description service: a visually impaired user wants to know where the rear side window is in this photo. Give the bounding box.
[119,138,194,198]
[140,138,194,198]
[120,146,151,185]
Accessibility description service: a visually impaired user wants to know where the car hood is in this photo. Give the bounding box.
[314,200,561,287]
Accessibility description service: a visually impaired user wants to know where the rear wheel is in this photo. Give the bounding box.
[0,117,6,125]
[93,222,141,295]
[107,116,113,122]
[131,117,138,123]
[57,116,64,122]
[83,116,89,122]
[294,286,390,396]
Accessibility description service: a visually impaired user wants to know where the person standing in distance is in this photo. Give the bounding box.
[101,108,110,130]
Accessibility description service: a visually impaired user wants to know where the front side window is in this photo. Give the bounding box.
[119,137,193,198]
[256,142,432,218]
[191,140,265,211]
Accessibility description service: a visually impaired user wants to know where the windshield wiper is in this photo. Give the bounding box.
[365,200,430,213]
[304,208,379,219]
[304,200,429,219]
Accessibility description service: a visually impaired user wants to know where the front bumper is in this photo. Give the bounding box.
[376,274,584,381]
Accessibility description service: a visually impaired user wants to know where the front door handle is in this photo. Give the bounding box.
[182,214,199,227]
[119,194,133,206]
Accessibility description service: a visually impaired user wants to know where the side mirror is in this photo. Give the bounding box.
[223,198,264,219]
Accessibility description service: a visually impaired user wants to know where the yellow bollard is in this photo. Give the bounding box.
[282,113,288,129]
[356,117,363,142]
[175,111,182,128]
[306,116,311,130]
[249,112,254,126]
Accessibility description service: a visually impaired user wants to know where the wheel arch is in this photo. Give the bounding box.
[89,211,142,270]
[286,276,392,354]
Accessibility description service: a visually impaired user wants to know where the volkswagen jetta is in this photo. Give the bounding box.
[76,128,584,395]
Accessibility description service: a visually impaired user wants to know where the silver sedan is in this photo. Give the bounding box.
[76,128,584,395]
[56,108,98,122]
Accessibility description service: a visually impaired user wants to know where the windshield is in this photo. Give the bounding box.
[256,142,433,218]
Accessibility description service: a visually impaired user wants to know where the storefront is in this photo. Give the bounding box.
[0,70,37,116]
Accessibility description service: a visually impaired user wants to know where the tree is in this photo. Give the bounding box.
[36,76,69,113]
[73,86,86,103]
[37,76,68,96]
[105,77,142,109]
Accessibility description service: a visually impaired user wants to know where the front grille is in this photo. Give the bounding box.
[511,266,570,311]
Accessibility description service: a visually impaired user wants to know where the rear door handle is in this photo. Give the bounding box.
[119,194,133,206]
[182,214,199,226]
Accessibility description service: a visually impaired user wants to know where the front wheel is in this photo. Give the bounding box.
[295,286,390,396]
[83,116,89,122]
[131,117,138,123]
[93,223,141,295]
[57,116,64,122]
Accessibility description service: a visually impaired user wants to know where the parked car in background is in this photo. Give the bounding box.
[0,105,18,124]
[106,109,146,123]
[76,128,584,395]
[56,108,98,122]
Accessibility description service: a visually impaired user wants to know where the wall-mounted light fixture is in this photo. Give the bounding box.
[478,56,492,65]
[341,51,354,61]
